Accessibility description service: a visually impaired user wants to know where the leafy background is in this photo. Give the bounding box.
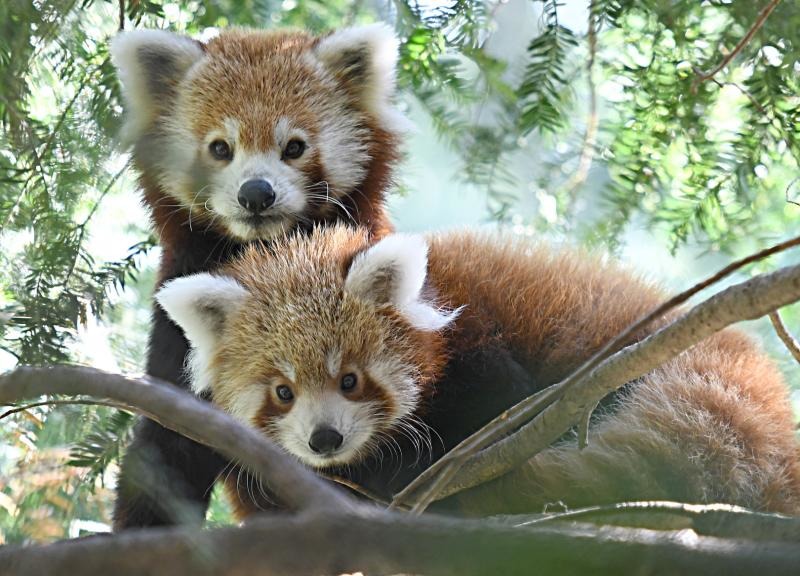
[1,0,798,543]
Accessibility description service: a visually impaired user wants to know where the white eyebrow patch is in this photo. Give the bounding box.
[326,348,342,378]
[204,117,240,147]
[275,359,296,382]
[274,116,310,149]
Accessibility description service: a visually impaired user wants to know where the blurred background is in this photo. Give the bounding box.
[0,0,798,542]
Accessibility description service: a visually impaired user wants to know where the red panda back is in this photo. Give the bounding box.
[427,232,667,383]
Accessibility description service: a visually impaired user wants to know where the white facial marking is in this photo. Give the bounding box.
[275,360,297,383]
[367,356,418,419]
[274,117,310,152]
[326,348,342,378]
[226,383,267,424]
[276,390,381,468]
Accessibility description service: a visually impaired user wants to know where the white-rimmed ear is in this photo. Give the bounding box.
[314,23,408,132]
[344,235,459,331]
[155,273,248,394]
[110,29,205,141]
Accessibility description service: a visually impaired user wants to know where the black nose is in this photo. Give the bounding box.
[237,179,275,213]
[308,426,344,454]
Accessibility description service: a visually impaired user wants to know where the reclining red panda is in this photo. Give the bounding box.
[156,225,800,516]
[109,24,405,528]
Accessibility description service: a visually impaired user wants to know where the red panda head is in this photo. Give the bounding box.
[111,26,406,241]
[156,226,456,468]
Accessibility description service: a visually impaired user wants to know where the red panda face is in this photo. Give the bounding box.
[111,26,405,241]
[156,226,455,468]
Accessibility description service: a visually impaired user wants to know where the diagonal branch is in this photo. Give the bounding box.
[0,398,132,421]
[397,260,800,507]
[0,365,352,513]
[393,234,800,509]
[694,0,782,83]
[769,309,800,364]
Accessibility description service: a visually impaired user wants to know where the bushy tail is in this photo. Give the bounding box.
[452,330,800,516]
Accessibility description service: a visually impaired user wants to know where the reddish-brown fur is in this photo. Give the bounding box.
[138,29,397,252]
[204,227,800,516]
[112,26,400,529]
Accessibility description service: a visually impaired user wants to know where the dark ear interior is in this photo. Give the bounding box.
[136,40,205,100]
[357,261,399,306]
[326,45,372,91]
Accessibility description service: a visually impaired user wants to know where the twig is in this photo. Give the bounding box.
[427,261,800,502]
[393,234,800,509]
[512,501,800,542]
[711,78,768,116]
[786,178,800,207]
[558,0,599,202]
[0,365,352,512]
[2,505,800,576]
[118,0,125,31]
[321,474,397,508]
[0,398,132,421]
[769,310,800,364]
[693,0,782,84]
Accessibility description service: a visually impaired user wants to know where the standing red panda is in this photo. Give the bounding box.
[109,25,405,528]
[156,225,800,517]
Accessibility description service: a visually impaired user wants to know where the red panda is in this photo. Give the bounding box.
[156,225,800,517]
[109,25,405,528]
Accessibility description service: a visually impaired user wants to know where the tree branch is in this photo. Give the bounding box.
[0,365,352,512]
[0,398,132,421]
[397,260,800,506]
[693,0,782,84]
[769,309,800,364]
[511,501,800,542]
[394,235,800,509]
[2,506,799,576]
[558,0,599,202]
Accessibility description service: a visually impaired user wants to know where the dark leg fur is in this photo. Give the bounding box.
[113,306,229,529]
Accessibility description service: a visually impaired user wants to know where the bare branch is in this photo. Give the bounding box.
[0,365,352,512]
[0,398,132,421]
[769,309,800,364]
[786,178,800,207]
[398,260,800,505]
[118,0,125,30]
[512,501,800,542]
[693,0,782,84]
[394,235,800,508]
[558,0,599,202]
[2,506,800,576]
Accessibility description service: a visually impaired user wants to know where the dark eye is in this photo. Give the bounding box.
[276,384,294,403]
[283,139,306,160]
[340,373,358,392]
[209,139,233,161]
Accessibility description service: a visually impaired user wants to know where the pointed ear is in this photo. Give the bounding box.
[110,29,205,141]
[314,24,407,131]
[344,235,458,331]
[155,273,248,394]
